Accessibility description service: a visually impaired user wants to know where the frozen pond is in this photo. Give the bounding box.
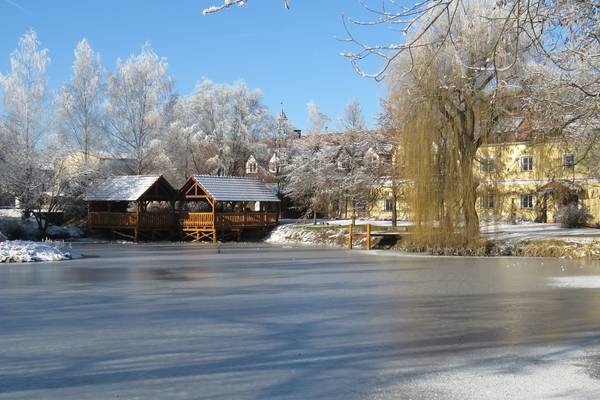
[1,243,600,399]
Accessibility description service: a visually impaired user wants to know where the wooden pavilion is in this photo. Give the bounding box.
[179,175,280,242]
[85,175,179,241]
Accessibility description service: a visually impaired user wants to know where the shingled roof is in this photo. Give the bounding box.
[84,175,176,202]
[190,175,280,202]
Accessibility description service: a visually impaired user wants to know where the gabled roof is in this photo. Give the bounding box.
[84,175,176,202]
[190,175,280,202]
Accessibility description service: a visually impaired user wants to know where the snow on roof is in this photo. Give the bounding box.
[85,175,165,202]
[192,175,280,203]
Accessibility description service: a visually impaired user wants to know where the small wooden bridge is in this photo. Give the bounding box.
[348,224,411,250]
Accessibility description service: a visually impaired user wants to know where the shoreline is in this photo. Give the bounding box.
[267,223,600,260]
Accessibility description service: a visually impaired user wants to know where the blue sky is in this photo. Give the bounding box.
[0,0,391,131]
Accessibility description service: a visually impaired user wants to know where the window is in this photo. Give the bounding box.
[384,198,394,212]
[520,155,533,172]
[479,158,495,173]
[563,153,575,169]
[520,193,534,209]
[268,161,278,174]
[246,161,257,174]
[480,193,495,209]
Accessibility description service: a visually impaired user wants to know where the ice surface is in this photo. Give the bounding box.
[0,243,599,399]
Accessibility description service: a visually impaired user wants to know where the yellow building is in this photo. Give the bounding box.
[475,137,600,225]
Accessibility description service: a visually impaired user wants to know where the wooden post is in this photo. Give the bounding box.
[348,224,353,250]
[366,224,372,251]
[134,201,140,242]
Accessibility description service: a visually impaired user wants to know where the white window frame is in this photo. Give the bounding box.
[520,193,534,209]
[480,193,495,209]
[247,162,257,174]
[520,155,533,172]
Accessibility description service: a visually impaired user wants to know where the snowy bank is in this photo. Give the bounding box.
[266,224,351,247]
[267,222,600,259]
[0,240,79,263]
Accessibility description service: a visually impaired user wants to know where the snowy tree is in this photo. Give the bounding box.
[338,99,366,133]
[203,0,290,15]
[0,30,50,151]
[305,100,329,135]
[180,79,273,176]
[56,39,105,162]
[105,44,173,174]
[0,30,52,218]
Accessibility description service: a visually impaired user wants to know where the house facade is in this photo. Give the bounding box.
[475,137,600,225]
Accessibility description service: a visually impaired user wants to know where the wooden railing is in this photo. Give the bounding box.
[180,212,214,228]
[216,212,278,228]
[90,211,278,230]
[88,212,175,228]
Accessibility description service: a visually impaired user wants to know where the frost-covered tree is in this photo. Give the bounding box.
[0,30,50,151]
[339,99,366,133]
[305,100,329,135]
[0,30,52,217]
[284,130,388,222]
[105,44,173,174]
[177,79,272,177]
[203,0,290,14]
[56,39,105,161]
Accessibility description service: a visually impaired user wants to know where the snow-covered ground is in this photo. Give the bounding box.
[266,223,347,247]
[0,240,79,263]
[481,222,600,243]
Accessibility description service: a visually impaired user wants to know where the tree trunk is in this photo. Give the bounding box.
[391,187,398,228]
[461,154,479,242]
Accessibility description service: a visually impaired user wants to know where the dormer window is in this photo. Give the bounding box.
[246,155,258,174]
[268,154,280,174]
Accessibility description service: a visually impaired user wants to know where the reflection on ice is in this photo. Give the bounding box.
[547,276,600,289]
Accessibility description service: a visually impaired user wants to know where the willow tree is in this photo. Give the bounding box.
[387,0,527,245]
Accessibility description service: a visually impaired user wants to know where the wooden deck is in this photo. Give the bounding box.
[88,211,279,242]
[180,211,279,242]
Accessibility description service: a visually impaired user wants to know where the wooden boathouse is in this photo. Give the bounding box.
[179,175,280,242]
[85,175,179,241]
[85,174,280,242]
